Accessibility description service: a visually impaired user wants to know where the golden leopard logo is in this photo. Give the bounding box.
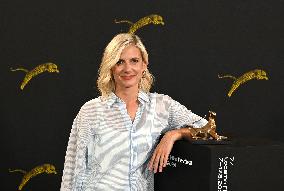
[218,69,268,97]
[115,14,164,34]
[9,163,57,190]
[10,62,59,90]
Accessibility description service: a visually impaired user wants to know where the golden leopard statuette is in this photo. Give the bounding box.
[190,111,227,141]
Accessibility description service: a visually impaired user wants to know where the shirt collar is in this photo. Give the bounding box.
[105,91,150,108]
[105,92,119,108]
[138,90,150,104]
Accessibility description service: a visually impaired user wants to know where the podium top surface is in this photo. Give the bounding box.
[184,138,284,148]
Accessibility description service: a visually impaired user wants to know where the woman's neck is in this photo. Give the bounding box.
[115,87,139,104]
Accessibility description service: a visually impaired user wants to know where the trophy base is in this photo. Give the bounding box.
[189,139,233,145]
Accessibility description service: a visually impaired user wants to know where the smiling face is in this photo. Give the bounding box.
[112,44,147,92]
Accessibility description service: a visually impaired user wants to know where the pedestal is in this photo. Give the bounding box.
[154,139,284,191]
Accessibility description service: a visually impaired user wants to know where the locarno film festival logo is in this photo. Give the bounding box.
[167,155,192,168]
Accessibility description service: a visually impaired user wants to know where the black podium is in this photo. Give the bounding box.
[155,139,284,191]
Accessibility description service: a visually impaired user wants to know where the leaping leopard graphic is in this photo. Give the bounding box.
[9,163,57,190]
[10,62,59,90]
[115,14,164,34]
[218,69,268,97]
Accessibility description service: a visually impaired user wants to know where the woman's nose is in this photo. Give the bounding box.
[123,62,132,72]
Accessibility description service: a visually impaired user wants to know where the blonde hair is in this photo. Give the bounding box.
[97,33,154,98]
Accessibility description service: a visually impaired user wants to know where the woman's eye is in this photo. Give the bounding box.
[131,59,139,63]
[116,60,124,65]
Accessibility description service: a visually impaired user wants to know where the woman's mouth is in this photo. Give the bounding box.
[121,75,135,80]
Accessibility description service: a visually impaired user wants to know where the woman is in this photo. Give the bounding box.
[60,33,207,191]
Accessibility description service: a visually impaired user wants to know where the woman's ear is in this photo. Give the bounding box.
[143,61,148,70]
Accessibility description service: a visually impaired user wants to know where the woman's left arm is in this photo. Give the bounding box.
[148,96,207,173]
[148,128,195,173]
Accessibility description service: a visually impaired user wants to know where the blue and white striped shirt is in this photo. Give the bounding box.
[60,91,207,191]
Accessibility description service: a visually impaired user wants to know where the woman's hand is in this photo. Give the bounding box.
[148,129,181,173]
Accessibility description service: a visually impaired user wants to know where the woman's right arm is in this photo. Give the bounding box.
[60,109,89,191]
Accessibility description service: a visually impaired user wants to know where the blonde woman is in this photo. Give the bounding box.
[60,33,207,191]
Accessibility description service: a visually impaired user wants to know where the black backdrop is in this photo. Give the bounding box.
[1,0,284,190]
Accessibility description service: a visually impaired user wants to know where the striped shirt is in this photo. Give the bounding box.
[60,91,207,191]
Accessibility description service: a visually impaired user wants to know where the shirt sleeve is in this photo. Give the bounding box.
[60,108,90,191]
[168,97,208,130]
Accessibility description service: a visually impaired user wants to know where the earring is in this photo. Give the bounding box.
[142,71,146,78]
